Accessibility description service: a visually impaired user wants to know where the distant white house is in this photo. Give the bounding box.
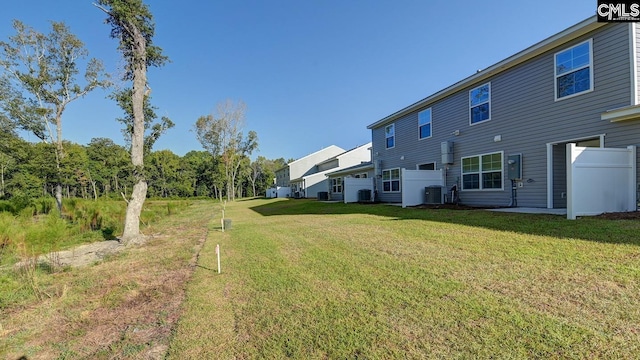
[274,145,346,196]
[289,143,372,199]
[265,186,291,198]
[326,161,375,202]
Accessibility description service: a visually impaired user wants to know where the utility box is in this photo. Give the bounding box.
[425,186,443,205]
[441,141,454,165]
[507,154,522,180]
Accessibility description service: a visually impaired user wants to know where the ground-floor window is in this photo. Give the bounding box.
[331,178,342,193]
[461,151,503,190]
[382,168,400,192]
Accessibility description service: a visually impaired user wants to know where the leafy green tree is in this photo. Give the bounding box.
[109,89,174,155]
[14,142,56,198]
[147,149,187,198]
[195,100,258,201]
[236,155,251,198]
[0,152,14,198]
[86,137,130,198]
[59,142,90,199]
[0,129,26,199]
[0,20,110,212]
[248,156,286,197]
[96,0,169,244]
[183,150,219,197]
[247,157,263,197]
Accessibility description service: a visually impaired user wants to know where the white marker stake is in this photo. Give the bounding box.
[216,244,221,273]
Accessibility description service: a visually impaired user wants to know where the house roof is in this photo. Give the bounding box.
[367,16,606,130]
[315,142,372,167]
[325,161,374,177]
[275,145,345,172]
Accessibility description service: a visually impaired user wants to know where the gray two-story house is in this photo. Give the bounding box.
[368,16,640,211]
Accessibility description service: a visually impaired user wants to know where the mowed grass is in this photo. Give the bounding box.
[168,198,640,359]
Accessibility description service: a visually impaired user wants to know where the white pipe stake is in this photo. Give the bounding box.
[216,244,221,273]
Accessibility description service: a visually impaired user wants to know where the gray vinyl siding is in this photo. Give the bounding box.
[636,23,640,104]
[330,192,344,202]
[552,145,567,208]
[372,23,640,207]
[318,159,339,172]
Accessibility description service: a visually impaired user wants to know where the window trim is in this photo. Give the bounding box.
[331,177,343,193]
[385,123,395,149]
[469,82,491,125]
[461,151,504,191]
[381,168,401,193]
[418,108,432,140]
[554,39,594,101]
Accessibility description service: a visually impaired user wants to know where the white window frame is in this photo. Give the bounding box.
[382,168,401,193]
[554,39,594,101]
[331,177,343,193]
[418,108,432,140]
[385,123,395,149]
[461,151,504,191]
[469,82,491,125]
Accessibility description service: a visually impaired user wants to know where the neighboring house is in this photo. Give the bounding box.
[367,16,640,214]
[326,162,374,202]
[275,145,345,191]
[289,143,372,198]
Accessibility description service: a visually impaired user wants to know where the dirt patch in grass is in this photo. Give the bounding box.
[1,202,213,359]
[14,240,125,270]
[594,211,640,220]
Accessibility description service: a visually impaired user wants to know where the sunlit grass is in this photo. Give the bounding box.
[170,198,640,358]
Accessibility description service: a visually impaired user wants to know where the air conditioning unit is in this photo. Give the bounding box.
[425,186,443,205]
[358,189,372,202]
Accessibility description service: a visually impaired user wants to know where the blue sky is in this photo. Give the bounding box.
[1,1,595,161]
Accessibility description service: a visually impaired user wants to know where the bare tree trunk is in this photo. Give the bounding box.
[123,181,147,244]
[121,25,148,245]
[0,164,4,198]
[91,181,98,201]
[55,184,62,212]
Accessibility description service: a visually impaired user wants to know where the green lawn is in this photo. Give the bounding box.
[168,198,640,359]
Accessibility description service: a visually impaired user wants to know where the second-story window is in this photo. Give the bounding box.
[385,124,395,149]
[555,39,593,100]
[470,83,491,125]
[418,108,432,140]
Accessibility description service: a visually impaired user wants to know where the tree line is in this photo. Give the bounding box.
[0,132,287,203]
[0,1,288,243]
